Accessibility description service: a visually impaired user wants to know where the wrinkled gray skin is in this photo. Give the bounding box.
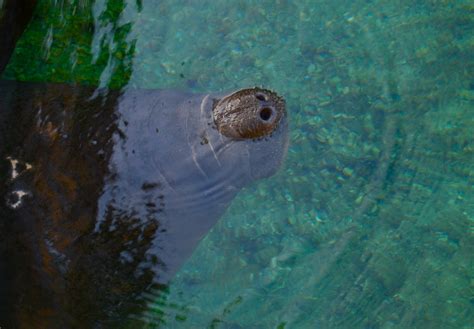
[0,81,288,327]
[103,88,289,282]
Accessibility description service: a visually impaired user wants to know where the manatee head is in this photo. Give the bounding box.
[211,87,289,181]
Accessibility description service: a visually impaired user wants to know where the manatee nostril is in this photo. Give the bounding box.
[255,93,268,101]
[259,107,274,122]
[213,87,285,139]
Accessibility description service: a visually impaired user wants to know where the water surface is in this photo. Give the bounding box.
[3,0,474,328]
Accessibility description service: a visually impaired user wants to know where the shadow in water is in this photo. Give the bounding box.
[0,0,37,73]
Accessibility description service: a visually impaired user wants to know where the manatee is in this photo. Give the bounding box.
[0,79,289,327]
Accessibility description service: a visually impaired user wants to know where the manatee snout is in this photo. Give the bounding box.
[212,87,286,140]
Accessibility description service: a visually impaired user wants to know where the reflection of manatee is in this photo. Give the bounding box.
[0,80,289,327]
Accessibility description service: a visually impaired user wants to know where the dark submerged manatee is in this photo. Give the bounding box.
[0,80,288,327]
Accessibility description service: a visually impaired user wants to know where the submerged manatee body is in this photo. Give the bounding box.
[0,80,288,327]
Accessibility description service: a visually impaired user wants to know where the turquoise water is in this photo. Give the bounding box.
[3,0,474,328]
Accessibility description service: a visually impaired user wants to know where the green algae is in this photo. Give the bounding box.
[3,0,474,328]
[3,0,136,88]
